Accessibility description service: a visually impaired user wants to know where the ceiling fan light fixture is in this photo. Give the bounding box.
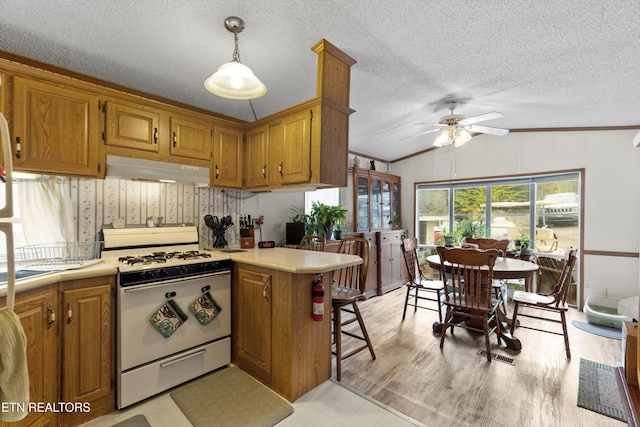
[204,16,267,100]
[454,128,472,147]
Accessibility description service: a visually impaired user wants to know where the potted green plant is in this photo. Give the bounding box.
[308,202,348,239]
[333,219,345,240]
[457,219,487,242]
[514,233,530,251]
[439,227,455,247]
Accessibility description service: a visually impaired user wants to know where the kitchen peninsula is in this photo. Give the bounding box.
[215,247,363,402]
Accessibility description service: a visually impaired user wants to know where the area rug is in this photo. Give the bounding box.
[170,366,293,427]
[572,320,622,340]
[111,414,151,427]
[577,358,626,422]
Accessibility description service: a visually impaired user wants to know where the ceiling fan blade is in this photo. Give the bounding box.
[468,124,510,136]
[460,111,504,125]
[400,127,442,141]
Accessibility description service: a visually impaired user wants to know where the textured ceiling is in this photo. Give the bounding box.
[1,1,639,161]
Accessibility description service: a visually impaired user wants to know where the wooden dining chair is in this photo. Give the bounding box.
[464,238,510,313]
[297,235,326,252]
[510,247,577,359]
[400,237,444,323]
[436,246,501,362]
[332,237,375,380]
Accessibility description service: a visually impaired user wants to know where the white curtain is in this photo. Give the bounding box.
[17,176,76,245]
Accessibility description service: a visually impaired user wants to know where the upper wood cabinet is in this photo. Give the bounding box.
[12,76,102,178]
[104,100,160,153]
[169,116,212,160]
[212,125,243,188]
[244,124,269,189]
[103,100,212,162]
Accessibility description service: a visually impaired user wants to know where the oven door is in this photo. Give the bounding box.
[118,271,231,372]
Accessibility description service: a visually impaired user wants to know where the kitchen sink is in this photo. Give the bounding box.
[0,269,53,284]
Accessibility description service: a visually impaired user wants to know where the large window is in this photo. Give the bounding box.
[416,172,580,304]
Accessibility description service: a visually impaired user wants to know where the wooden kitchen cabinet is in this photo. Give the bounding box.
[269,107,315,186]
[0,276,115,427]
[244,124,269,189]
[104,100,213,162]
[104,100,160,154]
[59,276,115,427]
[232,266,272,380]
[212,125,243,188]
[12,75,103,178]
[0,285,59,427]
[169,115,212,161]
[231,262,332,402]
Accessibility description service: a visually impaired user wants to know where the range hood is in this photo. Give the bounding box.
[106,155,210,186]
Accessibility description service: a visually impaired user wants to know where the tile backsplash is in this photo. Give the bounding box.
[71,177,244,249]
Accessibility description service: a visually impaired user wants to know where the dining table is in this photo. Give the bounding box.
[425,253,540,351]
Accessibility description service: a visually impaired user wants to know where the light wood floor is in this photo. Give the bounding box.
[336,287,626,427]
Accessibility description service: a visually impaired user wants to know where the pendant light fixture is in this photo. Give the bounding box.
[204,16,267,100]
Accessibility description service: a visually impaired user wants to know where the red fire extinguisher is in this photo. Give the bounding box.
[312,274,324,322]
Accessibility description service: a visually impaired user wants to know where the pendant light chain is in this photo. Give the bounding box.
[232,31,241,63]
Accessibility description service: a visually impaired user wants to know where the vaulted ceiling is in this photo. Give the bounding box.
[2,1,639,161]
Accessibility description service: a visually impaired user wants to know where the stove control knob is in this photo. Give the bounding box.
[143,271,155,279]
[201,263,211,271]
[160,269,169,276]
[179,266,189,275]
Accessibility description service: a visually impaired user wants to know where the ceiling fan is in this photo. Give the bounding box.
[404,101,510,147]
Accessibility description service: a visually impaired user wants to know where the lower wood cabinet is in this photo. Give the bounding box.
[59,276,115,427]
[0,275,115,427]
[231,262,332,402]
[0,285,58,427]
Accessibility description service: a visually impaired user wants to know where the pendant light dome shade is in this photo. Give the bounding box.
[204,16,267,100]
[204,61,267,100]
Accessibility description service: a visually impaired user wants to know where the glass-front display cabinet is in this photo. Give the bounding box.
[351,167,401,232]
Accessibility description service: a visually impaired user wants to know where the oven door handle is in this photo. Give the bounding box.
[159,349,206,368]
[122,271,230,293]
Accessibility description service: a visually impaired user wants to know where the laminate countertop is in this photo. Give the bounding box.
[0,260,118,298]
[205,247,362,273]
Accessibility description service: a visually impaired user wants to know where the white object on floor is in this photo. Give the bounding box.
[618,296,639,321]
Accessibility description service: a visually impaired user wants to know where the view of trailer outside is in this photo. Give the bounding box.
[415,172,580,305]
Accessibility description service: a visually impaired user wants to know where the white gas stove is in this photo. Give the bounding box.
[102,226,232,408]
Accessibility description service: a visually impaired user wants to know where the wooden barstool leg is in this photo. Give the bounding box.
[402,285,411,320]
[352,302,376,360]
[561,311,571,360]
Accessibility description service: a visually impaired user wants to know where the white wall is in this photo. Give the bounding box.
[394,129,640,303]
[242,191,305,245]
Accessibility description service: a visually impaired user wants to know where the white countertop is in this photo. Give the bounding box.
[206,247,362,273]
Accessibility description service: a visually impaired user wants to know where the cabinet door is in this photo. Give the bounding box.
[0,285,59,427]
[362,233,378,298]
[391,180,401,229]
[233,267,272,379]
[61,284,112,403]
[356,174,370,231]
[370,177,383,230]
[13,76,101,177]
[245,125,269,188]
[378,233,393,290]
[212,126,243,188]
[104,100,160,153]
[279,109,312,185]
[381,179,392,229]
[169,116,212,160]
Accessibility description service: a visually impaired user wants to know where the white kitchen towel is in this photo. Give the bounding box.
[0,308,29,421]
